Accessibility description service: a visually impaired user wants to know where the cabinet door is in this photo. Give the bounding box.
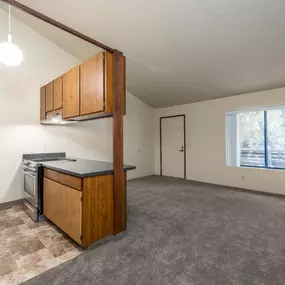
[80,52,105,115]
[63,66,80,119]
[44,178,82,244]
[82,174,114,246]
[54,77,63,110]
[40,86,46,121]
[45,82,54,112]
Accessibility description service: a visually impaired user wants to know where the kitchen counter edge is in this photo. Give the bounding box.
[42,164,136,178]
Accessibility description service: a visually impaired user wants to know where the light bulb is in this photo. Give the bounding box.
[51,117,60,123]
[0,34,23,66]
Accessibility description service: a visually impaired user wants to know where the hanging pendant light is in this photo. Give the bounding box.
[0,5,23,66]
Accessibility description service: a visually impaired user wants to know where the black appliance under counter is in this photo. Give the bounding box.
[41,158,136,178]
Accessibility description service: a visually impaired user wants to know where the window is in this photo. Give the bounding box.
[226,106,285,169]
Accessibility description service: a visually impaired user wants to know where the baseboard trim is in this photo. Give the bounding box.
[0,199,23,211]
[185,178,285,199]
[153,174,285,199]
[127,174,155,181]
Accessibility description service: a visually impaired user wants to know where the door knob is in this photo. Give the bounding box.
[179,146,184,152]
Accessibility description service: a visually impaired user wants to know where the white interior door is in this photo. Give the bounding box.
[161,116,185,178]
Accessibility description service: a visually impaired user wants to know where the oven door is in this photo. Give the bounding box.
[23,168,38,208]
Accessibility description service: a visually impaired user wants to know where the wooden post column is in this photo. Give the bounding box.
[112,50,126,234]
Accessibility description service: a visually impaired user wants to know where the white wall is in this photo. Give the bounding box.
[124,93,155,179]
[0,9,154,203]
[155,87,285,195]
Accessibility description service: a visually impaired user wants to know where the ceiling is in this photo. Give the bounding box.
[0,3,103,61]
[3,0,285,108]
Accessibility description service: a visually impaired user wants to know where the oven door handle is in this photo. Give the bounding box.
[22,165,37,172]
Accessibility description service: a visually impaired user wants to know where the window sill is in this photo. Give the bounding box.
[240,165,285,171]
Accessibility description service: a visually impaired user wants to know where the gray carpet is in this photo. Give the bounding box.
[23,175,285,285]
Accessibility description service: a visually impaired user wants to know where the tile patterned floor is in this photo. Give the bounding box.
[0,204,84,285]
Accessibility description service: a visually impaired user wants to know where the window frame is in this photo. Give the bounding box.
[227,105,285,170]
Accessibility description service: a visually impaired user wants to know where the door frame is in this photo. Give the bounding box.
[160,114,186,179]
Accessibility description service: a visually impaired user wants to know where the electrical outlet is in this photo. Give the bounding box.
[242,176,245,181]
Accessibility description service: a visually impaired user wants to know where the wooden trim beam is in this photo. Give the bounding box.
[0,0,115,53]
[112,50,126,234]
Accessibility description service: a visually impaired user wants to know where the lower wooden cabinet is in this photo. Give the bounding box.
[43,170,122,247]
[44,178,82,244]
[82,175,114,246]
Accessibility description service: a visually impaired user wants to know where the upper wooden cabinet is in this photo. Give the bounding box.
[40,76,64,121]
[45,81,54,112]
[63,66,80,119]
[40,51,126,123]
[80,52,105,115]
[54,76,63,110]
[40,86,46,121]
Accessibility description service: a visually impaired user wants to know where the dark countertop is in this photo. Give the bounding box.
[41,158,136,178]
